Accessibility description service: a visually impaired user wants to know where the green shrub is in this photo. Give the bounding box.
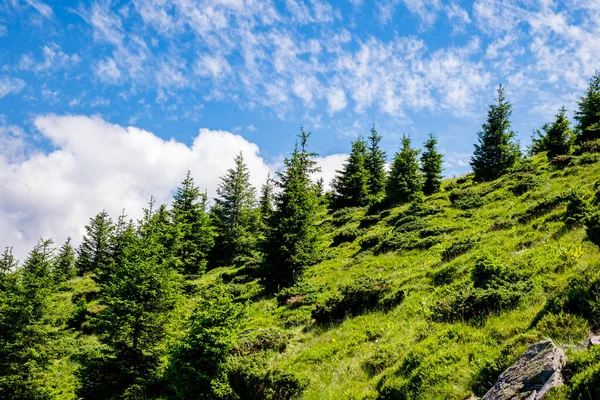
[564,189,589,227]
[510,173,542,195]
[233,328,291,355]
[563,346,600,399]
[359,214,380,229]
[544,268,600,324]
[550,155,572,168]
[331,227,361,246]
[441,237,478,262]
[394,216,426,233]
[359,231,384,251]
[586,211,600,246]
[311,277,402,323]
[362,345,400,377]
[449,189,487,210]
[516,192,568,223]
[375,231,439,254]
[572,138,600,155]
[419,226,458,238]
[276,281,319,307]
[576,153,600,165]
[331,207,361,227]
[471,255,522,289]
[430,263,459,286]
[228,356,308,400]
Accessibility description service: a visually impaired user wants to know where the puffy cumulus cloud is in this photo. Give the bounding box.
[0,115,273,260]
[313,153,347,189]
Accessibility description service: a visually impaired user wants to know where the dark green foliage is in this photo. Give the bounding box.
[509,173,542,195]
[331,207,360,227]
[586,211,600,247]
[233,328,291,355]
[471,255,522,289]
[431,263,459,286]
[530,107,572,158]
[544,267,600,324]
[331,227,361,246]
[375,230,441,254]
[52,237,76,283]
[441,237,477,262]
[564,189,589,227]
[212,152,261,268]
[359,231,384,250]
[563,346,600,399]
[394,216,426,233]
[550,154,572,169]
[228,356,308,400]
[311,277,403,323]
[420,133,443,195]
[263,129,322,290]
[449,188,486,210]
[572,137,600,155]
[260,172,275,227]
[76,210,114,276]
[471,85,521,181]
[331,138,370,209]
[359,214,380,229]
[366,124,387,199]
[574,72,600,144]
[276,281,319,307]
[385,135,422,205]
[516,192,569,224]
[172,171,214,275]
[167,284,241,399]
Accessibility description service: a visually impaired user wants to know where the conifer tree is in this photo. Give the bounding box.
[420,133,443,196]
[366,124,387,198]
[78,211,180,399]
[76,210,114,276]
[385,135,422,205]
[0,246,18,275]
[263,128,321,290]
[172,171,214,275]
[53,238,76,284]
[331,137,370,209]
[259,172,275,226]
[574,72,600,144]
[530,107,572,158]
[212,152,260,267]
[470,85,521,181]
[166,283,241,399]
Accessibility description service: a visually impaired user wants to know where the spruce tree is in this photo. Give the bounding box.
[263,128,321,290]
[76,210,114,276]
[470,85,520,181]
[420,133,443,196]
[574,71,600,144]
[530,107,572,158]
[385,135,422,205]
[330,137,370,209]
[259,172,275,226]
[53,238,76,284]
[0,246,18,274]
[172,171,214,275]
[366,124,387,198]
[166,283,241,399]
[212,152,260,267]
[78,211,180,399]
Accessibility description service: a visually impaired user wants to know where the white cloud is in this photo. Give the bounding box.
[18,43,80,75]
[195,54,231,79]
[0,77,26,99]
[314,153,347,190]
[247,124,257,131]
[0,115,277,260]
[327,87,347,113]
[0,25,7,37]
[90,97,111,107]
[94,58,122,83]
[24,0,53,18]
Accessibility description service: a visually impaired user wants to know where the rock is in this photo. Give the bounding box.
[589,335,600,347]
[482,338,565,400]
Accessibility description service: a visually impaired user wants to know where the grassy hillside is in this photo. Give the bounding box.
[48,151,600,399]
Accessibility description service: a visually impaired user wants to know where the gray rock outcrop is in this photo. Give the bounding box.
[481,338,565,400]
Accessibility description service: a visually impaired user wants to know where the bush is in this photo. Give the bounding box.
[563,346,600,399]
[449,189,487,210]
[331,227,361,247]
[572,138,600,155]
[586,211,600,246]
[544,268,600,324]
[228,356,308,400]
[394,217,426,233]
[331,207,361,227]
[550,155,572,168]
[419,226,458,238]
[359,231,384,251]
[516,192,568,224]
[564,189,589,227]
[359,214,380,229]
[311,277,403,323]
[233,328,291,355]
[577,153,600,165]
[375,231,440,254]
[430,263,459,286]
[362,345,400,377]
[471,255,522,289]
[276,282,319,307]
[441,237,478,262]
[535,312,588,344]
[510,173,542,195]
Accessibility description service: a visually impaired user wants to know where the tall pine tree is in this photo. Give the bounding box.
[530,107,572,158]
[330,137,370,209]
[76,210,114,276]
[172,171,214,275]
[385,135,422,205]
[470,85,520,181]
[259,172,275,227]
[212,152,260,267]
[263,128,321,290]
[52,237,76,284]
[420,133,443,196]
[574,71,600,144]
[366,124,387,198]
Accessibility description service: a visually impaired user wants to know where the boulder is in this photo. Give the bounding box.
[482,338,565,400]
[589,335,600,347]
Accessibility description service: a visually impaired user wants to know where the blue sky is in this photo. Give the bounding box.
[0,0,599,256]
